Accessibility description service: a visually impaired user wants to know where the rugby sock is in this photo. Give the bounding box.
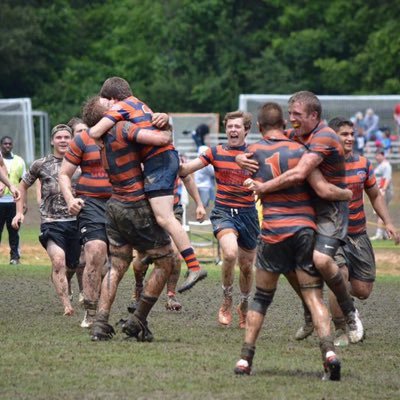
[240,343,256,366]
[134,295,158,321]
[180,247,200,271]
[325,271,355,315]
[319,336,335,361]
[332,317,346,331]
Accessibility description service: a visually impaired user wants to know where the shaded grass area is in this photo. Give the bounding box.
[1,264,399,399]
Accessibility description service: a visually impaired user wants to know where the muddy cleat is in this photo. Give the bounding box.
[295,321,314,340]
[90,320,115,341]
[346,309,364,343]
[234,359,252,375]
[121,314,154,342]
[218,297,233,326]
[165,295,182,311]
[177,267,208,293]
[237,304,247,329]
[322,352,341,381]
[334,329,349,347]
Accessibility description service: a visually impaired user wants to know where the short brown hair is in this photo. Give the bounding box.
[257,102,284,132]
[81,96,107,127]
[223,110,252,131]
[100,77,133,101]
[288,91,322,119]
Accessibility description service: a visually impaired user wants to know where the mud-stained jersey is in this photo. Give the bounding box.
[65,130,112,199]
[104,95,174,161]
[100,121,146,203]
[199,144,254,208]
[22,154,78,223]
[344,153,376,235]
[249,136,316,244]
[289,122,346,188]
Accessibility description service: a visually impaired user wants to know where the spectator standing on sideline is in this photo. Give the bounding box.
[393,103,400,135]
[194,145,215,210]
[370,150,393,240]
[0,136,25,264]
[12,125,81,316]
[192,123,210,150]
[363,108,380,141]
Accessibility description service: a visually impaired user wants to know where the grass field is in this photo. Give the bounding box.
[1,262,399,399]
[0,173,399,399]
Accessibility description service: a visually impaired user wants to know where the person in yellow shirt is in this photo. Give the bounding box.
[0,136,25,264]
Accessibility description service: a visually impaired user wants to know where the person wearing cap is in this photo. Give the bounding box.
[12,124,81,316]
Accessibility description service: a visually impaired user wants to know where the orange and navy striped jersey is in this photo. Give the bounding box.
[100,121,146,203]
[249,136,316,244]
[199,144,254,208]
[289,122,346,188]
[65,130,112,198]
[104,95,174,161]
[345,153,376,235]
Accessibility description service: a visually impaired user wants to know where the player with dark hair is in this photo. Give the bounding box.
[59,115,112,328]
[81,96,176,342]
[88,77,207,293]
[325,117,399,345]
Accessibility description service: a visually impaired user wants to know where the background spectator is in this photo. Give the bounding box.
[0,136,26,264]
[194,145,215,211]
[363,108,380,141]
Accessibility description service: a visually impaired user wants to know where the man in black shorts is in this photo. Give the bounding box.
[81,96,176,341]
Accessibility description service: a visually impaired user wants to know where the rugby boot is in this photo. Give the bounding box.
[322,351,341,381]
[177,267,208,293]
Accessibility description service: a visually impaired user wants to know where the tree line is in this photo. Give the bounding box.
[1,0,399,127]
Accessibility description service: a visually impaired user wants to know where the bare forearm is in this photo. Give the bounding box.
[371,195,393,226]
[183,175,202,206]
[59,173,75,204]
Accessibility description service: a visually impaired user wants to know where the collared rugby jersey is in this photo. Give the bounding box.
[345,153,376,235]
[104,95,174,161]
[249,136,316,244]
[65,130,112,199]
[101,121,146,203]
[199,144,255,208]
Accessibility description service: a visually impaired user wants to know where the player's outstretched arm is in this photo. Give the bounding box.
[307,169,352,201]
[181,174,206,222]
[59,159,84,216]
[179,158,205,177]
[11,181,29,229]
[366,184,400,244]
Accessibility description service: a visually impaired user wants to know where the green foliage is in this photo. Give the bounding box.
[1,0,399,125]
